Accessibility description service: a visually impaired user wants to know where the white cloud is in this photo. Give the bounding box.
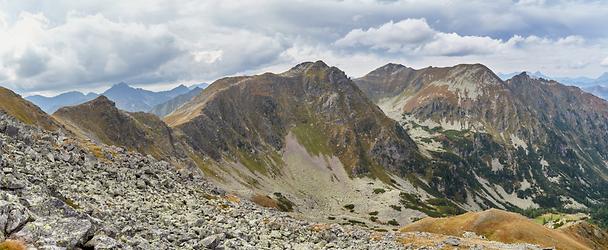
[601,57,608,67]
[335,19,436,53]
[335,18,588,57]
[0,12,183,92]
[335,18,506,56]
[0,0,607,95]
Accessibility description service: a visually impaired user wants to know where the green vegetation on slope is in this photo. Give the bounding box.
[400,192,464,217]
[291,123,333,156]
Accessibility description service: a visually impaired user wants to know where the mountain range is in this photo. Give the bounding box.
[26,91,100,114]
[26,82,209,114]
[1,60,607,248]
[42,61,608,226]
[498,71,608,100]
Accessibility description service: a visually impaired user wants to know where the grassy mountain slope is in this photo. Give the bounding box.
[53,95,183,160]
[0,87,59,130]
[401,209,601,249]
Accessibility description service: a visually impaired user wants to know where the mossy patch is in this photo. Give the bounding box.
[273,192,295,212]
[238,151,269,175]
[387,219,399,226]
[373,188,386,194]
[399,192,464,217]
[187,152,222,181]
[291,123,332,156]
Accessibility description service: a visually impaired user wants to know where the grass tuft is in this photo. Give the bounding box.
[0,240,26,250]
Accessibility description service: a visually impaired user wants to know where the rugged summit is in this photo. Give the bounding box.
[52,96,183,160]
[167,61,421,177]
[355,63,608,211]
[165,61,444,225]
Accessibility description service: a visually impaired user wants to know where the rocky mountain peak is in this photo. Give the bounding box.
[85,95,116,108]
[382,62,406,69]
[289,60,329,71]
[448,63,501,83]
[281,60,348,86]
[112,82,131,89]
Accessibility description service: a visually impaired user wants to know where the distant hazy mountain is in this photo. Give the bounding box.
[189,82,209,90]
[149,87,204,117]
[498,71,608,85]
[497,71,551,81]
[101,82,191,112]
[585,85,608,100]
[26,91,99,113]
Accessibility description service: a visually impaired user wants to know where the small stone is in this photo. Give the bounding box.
[4,125,19,138]
[46,153,55,162]
[0,174,25,190]
[136,179,146,189]
[84,233,120,249]
[61,153,71,162]
[270,230,281,239]
[444,236,461,246]
[201,233,224,249]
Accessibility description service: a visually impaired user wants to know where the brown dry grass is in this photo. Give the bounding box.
[400,208,592,250]
[224,194,241,203]
[0,240,26,250]
[251,194,279,209]
[0,87,58,130]
[310,223,331,232]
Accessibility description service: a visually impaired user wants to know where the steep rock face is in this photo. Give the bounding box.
[53,96,183,160]
[355,64,608,211]
[168,61,421,178]
[0,87,59,130]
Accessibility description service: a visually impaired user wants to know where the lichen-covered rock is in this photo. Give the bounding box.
[0,200,30,235]
[84,233,120,249]
[12,217,93,248]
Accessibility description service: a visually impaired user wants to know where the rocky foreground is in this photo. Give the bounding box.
[0,112,543,249]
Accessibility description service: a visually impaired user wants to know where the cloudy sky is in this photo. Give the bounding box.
[1,0,607,96]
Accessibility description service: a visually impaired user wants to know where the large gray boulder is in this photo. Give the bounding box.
[12,217,93,248]
[0,200,31,236]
